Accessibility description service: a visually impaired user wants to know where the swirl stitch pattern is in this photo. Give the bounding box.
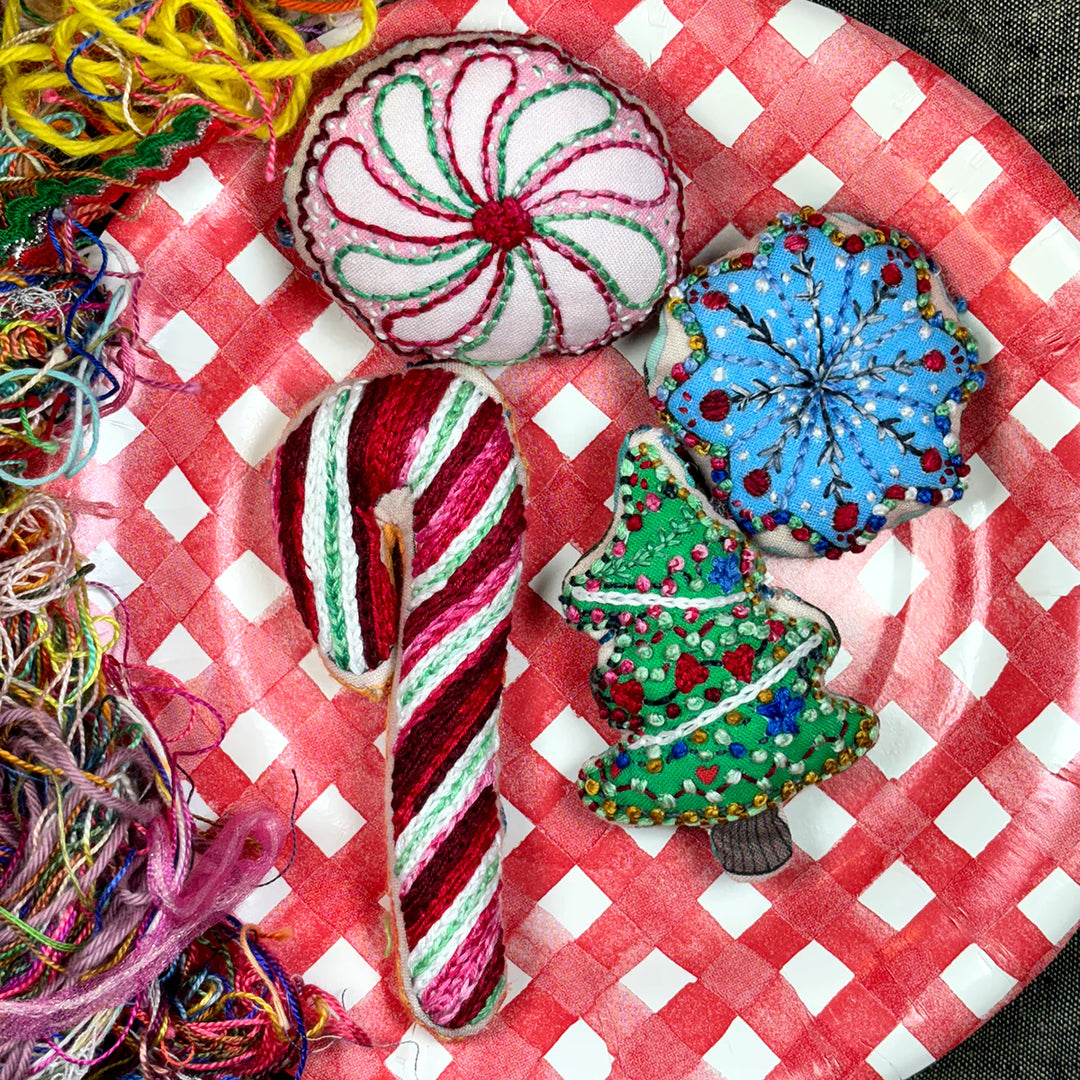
[286,35,683,365]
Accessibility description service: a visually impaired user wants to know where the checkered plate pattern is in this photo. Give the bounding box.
[64,1,1080,1077]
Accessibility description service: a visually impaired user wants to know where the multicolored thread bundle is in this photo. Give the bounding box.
[0,0,400,1070]
[0,222,142,488]
[0,0,379,156]
[0,481,307,1077]
[274,366,525,1035]
[0,106,216,255]
[0,0,379,250]
[0,414,374,1079]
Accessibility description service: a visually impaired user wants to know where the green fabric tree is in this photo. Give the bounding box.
[560,428,878,872]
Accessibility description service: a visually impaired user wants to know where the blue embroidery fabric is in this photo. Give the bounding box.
[649,210,986,558]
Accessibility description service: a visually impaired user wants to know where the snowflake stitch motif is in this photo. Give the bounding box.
[286,36,683,365]
[758,686,804,737]
[648,209,986,557]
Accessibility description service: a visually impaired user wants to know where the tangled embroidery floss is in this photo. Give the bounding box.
[648,208,985,557]
[273,367,525,1035]
[285,34,683,365]
[0,0,379,181]
[0,105,218,255]
[0,488,75,616]
[33,917,371,1079]
[0,487,289,1077]
[0,488,308,1071]
[0,435,378,1077]
[0,224,150,488]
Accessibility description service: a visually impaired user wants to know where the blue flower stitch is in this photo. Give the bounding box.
[758,686,804,737]
[707,553,742,592]
[648,209,986,558]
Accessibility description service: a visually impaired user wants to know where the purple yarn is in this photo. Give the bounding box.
[0,700,285,1048]
[0,809,284,1043]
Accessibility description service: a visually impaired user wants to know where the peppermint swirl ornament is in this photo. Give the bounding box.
[647,209,986,558]
[285,35,683,365]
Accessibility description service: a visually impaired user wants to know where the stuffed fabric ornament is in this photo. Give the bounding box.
[284,34,683,365]
[273,367,524,1035]
[647,208,985,558]
[561,428,878,875]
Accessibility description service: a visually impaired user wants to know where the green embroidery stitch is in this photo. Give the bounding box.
[457,251,554,364]
[394,723,498,876]
[412,464,518,598]
[496,82,617,198]
[534,211,669,309]
[321,390,354,670]
[373,74,477,215]
[470,975,506,1024]
[410,380,477,492]
[0,106,211,254]
[409,856,500,980]
[332,240,489,302]
[399,572,518,710]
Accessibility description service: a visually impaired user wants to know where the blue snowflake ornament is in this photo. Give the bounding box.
[648,210,986,558]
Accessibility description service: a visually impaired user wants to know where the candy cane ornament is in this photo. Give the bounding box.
[272,366,525,1036]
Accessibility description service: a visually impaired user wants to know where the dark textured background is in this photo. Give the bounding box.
[816,3,1079,1076]
[821,0,1079,191]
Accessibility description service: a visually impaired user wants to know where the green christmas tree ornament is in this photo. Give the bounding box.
[560,427,879,875]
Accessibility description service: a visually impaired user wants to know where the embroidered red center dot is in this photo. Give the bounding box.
[471,197,532,250]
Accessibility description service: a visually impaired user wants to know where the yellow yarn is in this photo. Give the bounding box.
[0,0,378,156]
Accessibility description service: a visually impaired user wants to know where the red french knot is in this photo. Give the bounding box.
[700,290,729,311]
[880,261,902,286]
[743,468,770,496]
[833,502,860,531]
[921,447,943,472]
[700,389,731,421]
[471,197,532,250]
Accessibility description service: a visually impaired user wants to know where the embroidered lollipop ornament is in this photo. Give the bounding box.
[647,208,986,557]
[284,34,683,365]
[273,367,525,1035]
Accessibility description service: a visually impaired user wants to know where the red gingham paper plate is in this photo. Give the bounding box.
[66,1,1080,1077]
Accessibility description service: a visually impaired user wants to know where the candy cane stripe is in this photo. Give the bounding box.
[274,368,524,1036]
